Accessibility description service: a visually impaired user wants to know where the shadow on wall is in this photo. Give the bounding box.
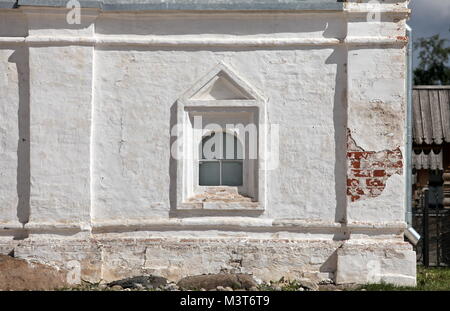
[8,47,30,228]
[320,249,338,278]
[169,101,178,215]
[95,15,344,38]
[326,45,348,224]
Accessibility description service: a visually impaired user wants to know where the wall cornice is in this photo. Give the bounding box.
[0,35,408,47]
[0,219,407,235]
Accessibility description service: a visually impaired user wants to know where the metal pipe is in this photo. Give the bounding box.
[406,24,413,227]
[404,24,421,245]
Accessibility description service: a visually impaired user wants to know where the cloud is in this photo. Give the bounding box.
[409,0,450,38]
[408,0,450,67]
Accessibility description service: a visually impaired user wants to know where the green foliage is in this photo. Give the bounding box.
[414,30,450,85]
[257,278,305,291]
[280,280,306,291]
[359,266,450,291]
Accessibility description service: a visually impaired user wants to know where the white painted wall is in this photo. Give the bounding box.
[0,2,416,285]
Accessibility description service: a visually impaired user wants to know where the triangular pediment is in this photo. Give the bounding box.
[181,63,264,103]
[191,71,254,100]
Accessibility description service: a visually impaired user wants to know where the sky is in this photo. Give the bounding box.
[408,0,450,68]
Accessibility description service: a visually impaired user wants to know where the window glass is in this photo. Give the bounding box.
[199,162,220,186]
[199,131,243,186]
[222,161,243,186]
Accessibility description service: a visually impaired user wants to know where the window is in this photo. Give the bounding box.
[173,63,267,211]
[199,132,243,186]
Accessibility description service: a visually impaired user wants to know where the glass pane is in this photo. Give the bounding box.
[236,136,243,159]
[224,132,235,159]
[223,132,243,160]
[201,132,223,160]
[221,161,243,186]
[199,161,220,186]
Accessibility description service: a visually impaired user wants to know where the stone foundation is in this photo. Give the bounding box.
[0,235,416,286]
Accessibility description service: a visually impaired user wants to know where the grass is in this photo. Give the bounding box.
[358,266,450,291]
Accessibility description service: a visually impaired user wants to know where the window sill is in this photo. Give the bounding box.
[178,202,263,211]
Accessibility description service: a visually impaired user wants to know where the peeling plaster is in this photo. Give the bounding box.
[347,129,403,203]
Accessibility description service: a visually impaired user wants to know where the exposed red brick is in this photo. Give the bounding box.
[366,179,385,187]
[350,160,361,169]
[349,151,373,160]
[355,188,365,195]
[390,160,403,168]
[373,170,386,177]
[347,178,359,187]
[347,131,403,202]
[351,169,372,178]
[370,161,386,168]
[350,195,361,202]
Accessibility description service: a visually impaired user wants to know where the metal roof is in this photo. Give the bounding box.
[0,0,16,8]
[0,0,345,11]
[413,86,450,145]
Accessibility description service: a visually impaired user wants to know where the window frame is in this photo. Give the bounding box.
[173,63,267,212]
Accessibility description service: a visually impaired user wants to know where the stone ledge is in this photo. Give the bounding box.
[0,218,409,234]
[0,221,24,231]
[0,36,408,47]
[178,202,262,211]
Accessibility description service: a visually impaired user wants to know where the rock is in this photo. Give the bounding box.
[318,283,358,291]
[134,283,145,290]
[297,278,319,291]
[224,286,233,291]
[108,275,167,290]
[319,278,334,285]
[249,286,258,291]
[177,273,257,290]
[273,285,282,291]
[298,287,305,291]
[111,285,123,291]
[0,254,69,291]
[165,283,179,291]
[301,272,323,285]
[216,286,225,291]
[99,284,108,290]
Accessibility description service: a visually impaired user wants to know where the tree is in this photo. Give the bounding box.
[414,30,450,85]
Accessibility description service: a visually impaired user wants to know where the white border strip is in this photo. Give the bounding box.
[0,36,408,47]
[4,219,407,234]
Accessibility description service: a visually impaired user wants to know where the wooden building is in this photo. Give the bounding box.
[412,86,450,266]
[412,86,450,208]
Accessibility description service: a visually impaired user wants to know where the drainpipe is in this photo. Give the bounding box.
[404,24,421,245]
